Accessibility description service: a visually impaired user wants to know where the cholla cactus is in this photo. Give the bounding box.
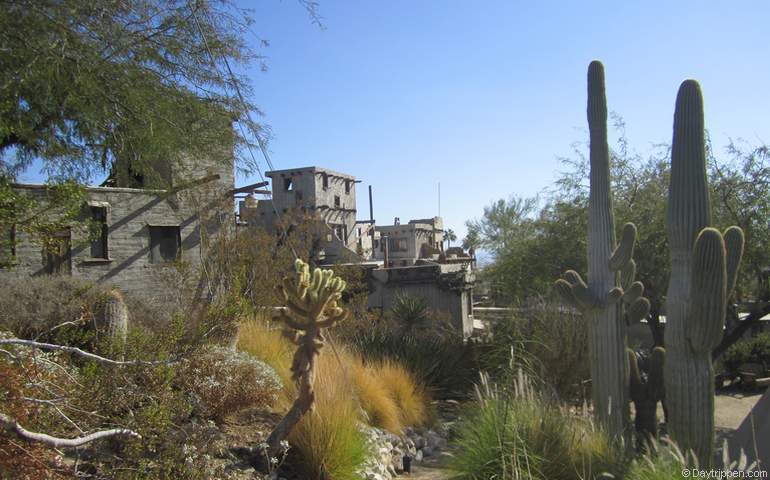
[628,347,665,448]
[664,80,744,464]
[555,61,650,440]
[264,259,348,461]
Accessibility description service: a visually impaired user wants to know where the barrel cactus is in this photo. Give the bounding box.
[97,289,128,345]
[664,80,744,464]
[555,61,650,439]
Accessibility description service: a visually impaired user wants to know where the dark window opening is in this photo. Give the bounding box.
[322,173,329,190]
[90,206,109,259]
[149,226,181,263]
[345,180,351,194]
[284,178,293,191]
[1,224,16,266]
[334,195,341,208]
[373,239,380,250]
[389,237,408,252]
[45,229,71,275]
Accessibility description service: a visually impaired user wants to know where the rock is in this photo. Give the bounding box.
[414,450,424,462]
[422,446,434,457]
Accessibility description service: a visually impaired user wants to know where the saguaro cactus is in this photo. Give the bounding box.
[555,61,650,439]
[264,259,348,460]
[664,80,744,464]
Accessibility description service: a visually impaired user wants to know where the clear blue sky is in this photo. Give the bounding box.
[20,1,770,242]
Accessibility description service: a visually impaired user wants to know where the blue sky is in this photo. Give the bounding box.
[20,1,770,242]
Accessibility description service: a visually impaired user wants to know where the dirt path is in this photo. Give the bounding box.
[407,454,455,480]
[715,390,763,429]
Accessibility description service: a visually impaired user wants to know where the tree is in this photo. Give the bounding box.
[444,228,457,248]
[0,0,292,183]
[468,123,770,353]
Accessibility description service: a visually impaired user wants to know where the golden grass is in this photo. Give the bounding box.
[234,317,431,477]
[377,358,430,427]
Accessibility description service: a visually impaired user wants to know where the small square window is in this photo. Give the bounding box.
[334,195,341,208]
[149,226,181,263]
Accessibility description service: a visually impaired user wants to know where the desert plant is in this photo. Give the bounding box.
[377,358,430,428]
[554,61,650,439]
[265,259,348,459]
[628,347,665,449]
[450,371,624,480]
[177,345,281,422]
[663,79,745,464]
[390,291,431,331]
[95,288,129,345]
[722,333,770,377]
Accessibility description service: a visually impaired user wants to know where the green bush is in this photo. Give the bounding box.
[478,300,590,403]
[723,333,770,375]
[450,372,624,480]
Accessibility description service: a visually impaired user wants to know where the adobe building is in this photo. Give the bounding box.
[0,155,234,301]
[240,166,374,263]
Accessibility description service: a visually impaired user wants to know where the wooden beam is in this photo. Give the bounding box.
[230,181,269,195]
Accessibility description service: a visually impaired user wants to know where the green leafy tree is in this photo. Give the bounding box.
[444,228,457,248]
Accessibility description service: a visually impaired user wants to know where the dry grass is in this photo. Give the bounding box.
[377,358,431,428]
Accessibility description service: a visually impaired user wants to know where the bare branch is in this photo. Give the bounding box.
[0,339,171,366]
[0,413,140,448]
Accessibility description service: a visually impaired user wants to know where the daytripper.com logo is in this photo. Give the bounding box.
[681,469,768,478]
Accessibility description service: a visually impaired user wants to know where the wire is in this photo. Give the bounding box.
[189,3,299,259]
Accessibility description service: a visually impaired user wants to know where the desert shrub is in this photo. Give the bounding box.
[236,318,431,477]
[723,333,770,375]
[0,276,107,339]
[390,292,431,330]
[177,345,281,421]
[479,301,590,403]
[350,356,403,433]
[377,358,430,427]
[343,320,477,399]
[287,352,369,480]
[450,372,624,480]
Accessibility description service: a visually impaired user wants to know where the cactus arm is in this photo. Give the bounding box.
[607,287,624,304]
[648,347,666,401]
[623,281,644,304]
[609,223,637,271]
[621,259,637,291]
[723,226,744,296]
[688,228,727,353]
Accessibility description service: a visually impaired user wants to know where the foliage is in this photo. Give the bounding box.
[722,333,770,375]
[0,276,108,340]
[236,318,431,477]
[478,301,590,403]
[342,319,478,399]
[450,372,624,480]
[178,345,281,422]
[390,291,431,331]
[0,0,264,182]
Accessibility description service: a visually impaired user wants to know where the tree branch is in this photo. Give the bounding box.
[0,413,140,448]
[0,339,171,366]
[713,302,770,359]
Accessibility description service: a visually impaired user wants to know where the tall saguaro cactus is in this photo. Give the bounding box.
[555,61,650,439]
[664,80,744,464]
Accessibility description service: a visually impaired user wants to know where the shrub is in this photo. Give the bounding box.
[178,345,281,421]
[390,292,431,331]
[450,372,624,480]
[0,276,106,339]
[288,351,369,480]
[479,300,591,403]
[377,358,430,428]
[350,358,403,434]
[343,321,477,399]
[723,333,770,376]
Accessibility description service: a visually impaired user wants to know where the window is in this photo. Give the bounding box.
[44,229,71,275]
[389,237,408,252]
[90,206,109,259]
[345,180,351,194]
[334,195,341,208]
[1,224,15,266]
[373,239,380,250]
[284,178,293,191]
[322,173,329,190]
[149,226,180,263]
